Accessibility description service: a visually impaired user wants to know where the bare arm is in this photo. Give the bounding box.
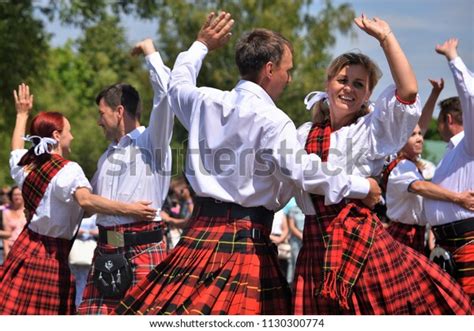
[419,78,444,135]
[271,215,289,244]
[354,15,418,102]
[287,216,303,241]
[12,83,34,151]
[409,180,474,211]
[74,187,157,221]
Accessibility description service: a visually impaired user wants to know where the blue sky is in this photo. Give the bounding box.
[44,0,473,115]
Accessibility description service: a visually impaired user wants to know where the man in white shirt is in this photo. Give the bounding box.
[115,12,380,316]
[438,96,464,151]
[425,38,474,301]
[78,39,174,314]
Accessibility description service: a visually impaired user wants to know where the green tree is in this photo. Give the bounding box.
[32,16,152,179]
[0,1,50,185]
[1,0,356,184]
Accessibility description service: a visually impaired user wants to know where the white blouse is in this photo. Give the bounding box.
[296,85,421,214]
[168,41,371,211]
[386,159,426,225]
[10,149,92,239]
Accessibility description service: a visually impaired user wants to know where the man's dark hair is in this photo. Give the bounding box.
[438,96,463,125]
[235,28,293,82]
[96,83,142,120]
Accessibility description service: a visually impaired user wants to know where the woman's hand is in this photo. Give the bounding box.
[126,201,158,221]
[354,14,391,45]
[13,83,34,116]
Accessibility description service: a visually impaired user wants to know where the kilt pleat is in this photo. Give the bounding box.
[437,230,474,301]
[77,221,167,315]
[386,222,426,254]
[115,215,291,315]
[0,228,75,315]
[294,215,472,314]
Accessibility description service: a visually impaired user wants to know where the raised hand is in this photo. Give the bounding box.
[428,78,444,94]
[197,11,234,51]
[13,83,34,116]
[131,38,156,57]
[435,38,459,61]
[354,14,392,45]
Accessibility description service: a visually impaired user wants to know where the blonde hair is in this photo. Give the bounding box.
[311,52,382,125]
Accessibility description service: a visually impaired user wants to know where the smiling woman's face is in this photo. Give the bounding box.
[327,64,371,120]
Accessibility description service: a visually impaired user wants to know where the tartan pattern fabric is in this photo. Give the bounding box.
[114,215,291,315]
[21,154,69,221]
[0,227,75,314]
[387,222,426,254]
[437,230,474,302]
[294,216,472,314]
[298,121,377,309]
[77,221,167,315]
[293,121,472,314]
[381,158,401,192]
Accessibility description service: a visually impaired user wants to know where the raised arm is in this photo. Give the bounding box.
[12,83,34,151]
[419,78,444,135]
[436,38,474,154]
[354,14,418,102]
[74,187,157,221]
[132,38,174,157]
[169,12,234,130]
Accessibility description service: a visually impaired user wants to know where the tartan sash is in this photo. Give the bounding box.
[22,154,70,222]
[381,158,401,192]
[305,121,377,309]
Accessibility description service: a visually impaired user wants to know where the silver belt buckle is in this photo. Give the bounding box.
[107,230,125,247]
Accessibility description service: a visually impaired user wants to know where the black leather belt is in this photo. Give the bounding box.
[194,197,274,227]
[432,217,474,241]
[98,227,163,248]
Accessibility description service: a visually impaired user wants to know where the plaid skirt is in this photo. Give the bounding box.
[293,215,472,314]
[387,222,426,254]
[77,221,167,315]
[0,227,75,315]
[114,215,291,315]
[437,230,474,301]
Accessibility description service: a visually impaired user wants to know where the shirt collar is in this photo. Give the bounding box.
[235,80,276,107]
[449,130,464,149]
[109,126,145,149]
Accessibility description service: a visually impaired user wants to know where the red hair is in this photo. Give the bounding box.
[18,111,66,167]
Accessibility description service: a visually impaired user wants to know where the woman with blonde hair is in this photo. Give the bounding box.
[293,15,471,314]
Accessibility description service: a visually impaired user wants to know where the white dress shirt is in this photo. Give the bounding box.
[424,56,474,225]
[296,85,421,214]
[446,131,464,152]
[168,41,372,211]
[10,150,92,239]
[386,159,426,225]
[92,52,173,226]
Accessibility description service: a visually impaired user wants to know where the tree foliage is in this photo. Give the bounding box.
[0,0,357,185]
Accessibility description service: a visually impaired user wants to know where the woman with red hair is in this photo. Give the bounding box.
[0,84,157,315]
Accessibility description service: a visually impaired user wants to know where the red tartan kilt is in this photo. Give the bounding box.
[77,221,167,315]
[114,215,291,315]
[0,227,75,314]
[386,222,426,254]
[294,215,472,314]
[437,230,474,301]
